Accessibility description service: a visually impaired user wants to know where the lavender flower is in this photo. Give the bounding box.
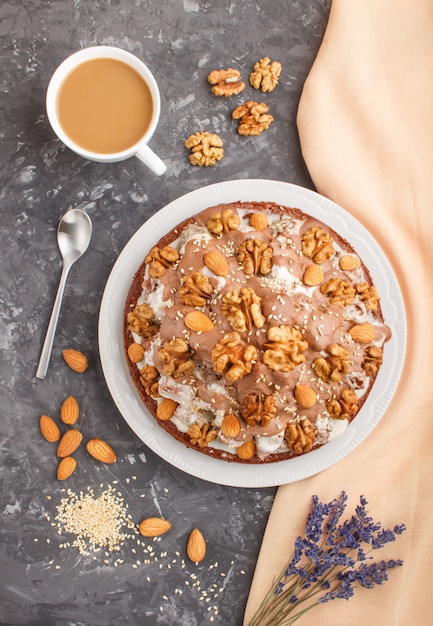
[247,492,405,626]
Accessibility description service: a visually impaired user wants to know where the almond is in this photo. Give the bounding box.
[63,349,88,373]
[86,438,117,464]
[249,212,269,230]
[57,456,77,480]
[187,528,206,563]
[60,395,79,425]
[295,384,317,409]
[184,311,214,333]
[156,398,179,421]
[40,414,61,443]
[220,413,241,438]
[303,264,324,286]
[203,250,229,276]
[349,323,375,343]
[138,517,172,537]
[127,342,144,363]
[339,254,361,271]
[237,438,256,460]
[57,428,83,457]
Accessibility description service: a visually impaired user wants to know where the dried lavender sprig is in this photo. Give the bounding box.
[246,492,405,626]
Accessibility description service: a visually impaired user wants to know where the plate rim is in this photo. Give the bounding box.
[98,178,407,488]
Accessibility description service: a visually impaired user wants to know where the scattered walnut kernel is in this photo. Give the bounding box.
[158,338,195,378]
[180,271,215,307]
[127,303,159,338]
[320,277,356,307]
[232,100,274,136]
[263,326,309,372]
[313,343,350,383]
[211,332,257,382]
[145,245,179,278]
[237,238,273,275]
[139,364,160,398]
[356,282,380,311]
[301,226,335,264]
[127,342,144,363]
[249,57,282,92]
[188,423,218,448]
[184,131,224,166]
[285,418,316,455]
[206,208,240,235]
[362,346,383,377]
[221,287,266,333]
[241,392,277,427]
[207,68,246,97]
[327,388,359,420]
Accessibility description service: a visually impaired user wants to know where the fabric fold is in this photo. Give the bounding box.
[244,1,433,623]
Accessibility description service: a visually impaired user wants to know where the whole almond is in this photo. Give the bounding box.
[40,414,61,443]
[349,323,375,343]
[187,528,206,563]
[63,349,88,373]
[60,396,79,425]
[339,255,361,271]
[295,385,317,409]
[86,438,117,464]
[303,264,324,286]
[237,438,256,460]
[127,342,144,363]
[57,428,83,458]
[203,250,229,276]
[220,413,241,438]
[156,398,179,421]
[249,212,269,230]
[184,311,214,333]
[57,456,77,480]
[139,517,172,537]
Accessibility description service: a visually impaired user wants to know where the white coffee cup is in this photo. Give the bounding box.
[46,46,167,175]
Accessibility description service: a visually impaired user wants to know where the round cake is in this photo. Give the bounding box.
[123,201,391,464]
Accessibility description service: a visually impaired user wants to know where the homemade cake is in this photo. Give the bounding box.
[123,201,391,464]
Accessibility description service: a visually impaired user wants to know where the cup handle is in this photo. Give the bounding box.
[135,143,167,175]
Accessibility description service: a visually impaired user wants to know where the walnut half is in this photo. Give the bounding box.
[206,208,240,235]
[313,344,350,383]
[158,338,195,379]
[232,101,274,136]
[221,287,266,333]
[241,392,277,427]
[185,132,224,166]
[145,245,179,279]
[188,423,218,448]
[211,332,257,382]
[249,57,282,93]
[180,271,215,307]
[327,388,359,420]
[127,303,159,338]
[301,226,335,264]
[237,238,273,276]
[208,68,246,97]
[263,326,308,372]
[285,418,316,455]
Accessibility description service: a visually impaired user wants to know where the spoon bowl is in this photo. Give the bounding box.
[35,209,92,379]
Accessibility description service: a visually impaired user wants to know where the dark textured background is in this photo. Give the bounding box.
[0,1,330,624]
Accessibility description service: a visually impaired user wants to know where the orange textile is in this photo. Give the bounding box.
[244,0,433,624]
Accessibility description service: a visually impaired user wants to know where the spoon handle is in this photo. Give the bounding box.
[35,263,71,380]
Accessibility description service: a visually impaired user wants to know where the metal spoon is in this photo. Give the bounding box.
[35,209,92,379]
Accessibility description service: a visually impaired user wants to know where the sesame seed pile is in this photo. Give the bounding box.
[54,484,137,555]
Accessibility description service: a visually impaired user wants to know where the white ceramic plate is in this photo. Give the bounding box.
[98,179,406,488]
